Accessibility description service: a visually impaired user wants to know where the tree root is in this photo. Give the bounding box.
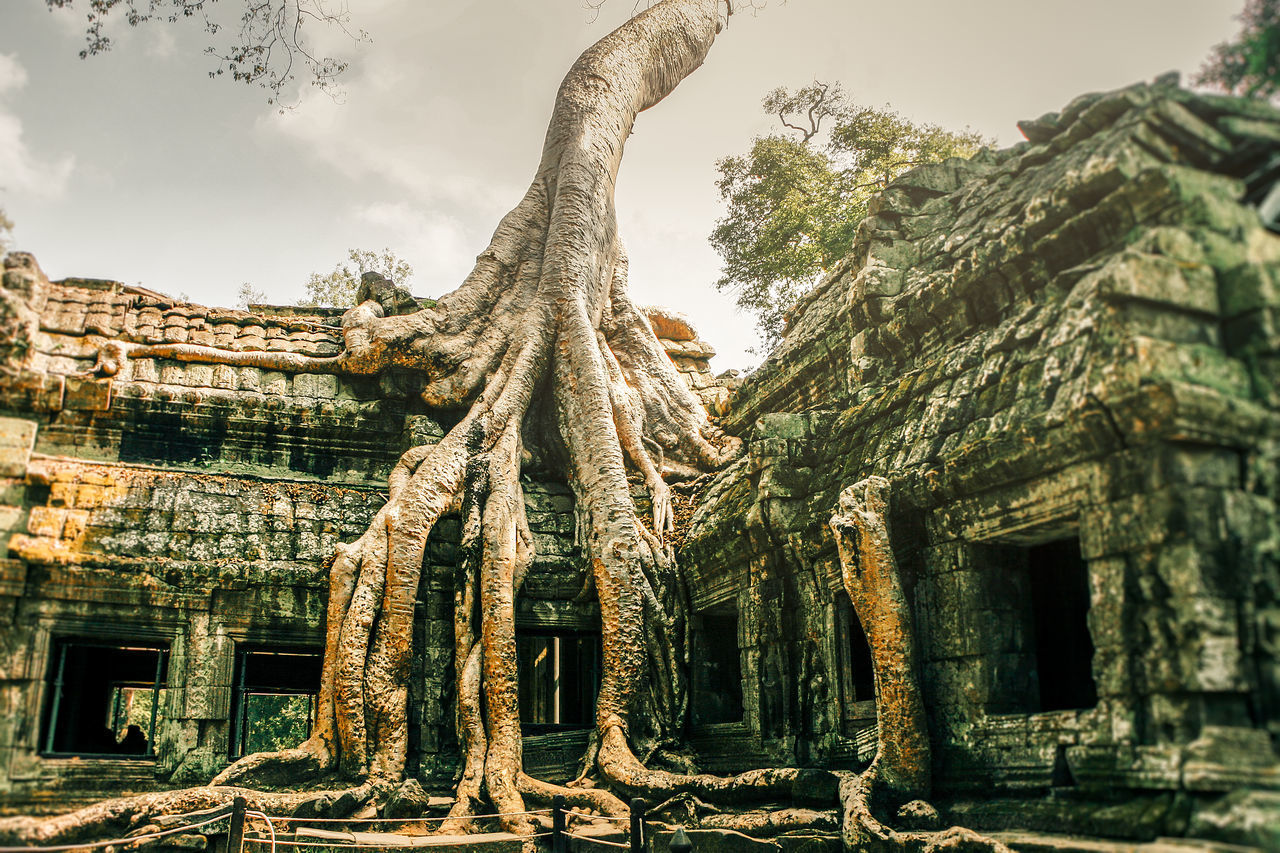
[11,3,976,848]
[830,481,1013,853]
[0,786,369,847]
[700,808,839,836]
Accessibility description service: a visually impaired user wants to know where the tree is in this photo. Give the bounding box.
[0,208,13,253]
[44,0,366,106]
[712,82,988,346]
[1197,0,1280,101]
[61,0,800,834]
[1,4,1007,850]
[299,248,414,308]
[236,282,267,309]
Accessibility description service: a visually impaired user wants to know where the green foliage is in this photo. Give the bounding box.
[236,282,268,310]
[1197,0,1280,101]
[242,693,314,755]
[712,136,856,340]
[0,208,13,253]
[712,82,989,347]
[300,247,414,308]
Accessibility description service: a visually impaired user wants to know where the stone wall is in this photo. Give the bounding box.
[679,79,1280,846]
[0,255,720,809]
[2,76,1279,849]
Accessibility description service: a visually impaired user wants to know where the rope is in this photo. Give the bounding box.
[245,810,275,853]
[244,834,556,849]
[482,809,553,819]
[0,811,232,853]
[563,811,628,822]
[256,808,551,824]
[564,834,630,849]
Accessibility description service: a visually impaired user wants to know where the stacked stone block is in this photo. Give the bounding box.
[681,80,1280,845]
[0,261,592,808]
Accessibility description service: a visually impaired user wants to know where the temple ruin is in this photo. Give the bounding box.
[0,76,1278,850]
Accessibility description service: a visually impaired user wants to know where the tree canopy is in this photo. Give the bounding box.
[44,0,365,105]
[711,82,988,347]
[1197,0,1280,101]
[299,247,414,308]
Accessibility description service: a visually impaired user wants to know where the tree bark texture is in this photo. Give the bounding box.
[45,0,812,838]
[0,7,1032,849]
[829,478,1011,853]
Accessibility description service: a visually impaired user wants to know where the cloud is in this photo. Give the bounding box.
[143,27,178,60]
[355,201,476,298]
[0,54,75,197]
[262,83,515,218]
[0,54,28,95]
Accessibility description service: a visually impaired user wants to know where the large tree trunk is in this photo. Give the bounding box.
[0,7,1032,848]
[58,0,802,837]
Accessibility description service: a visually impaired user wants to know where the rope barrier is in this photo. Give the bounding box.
[0,811,232,853]
[254,808,551,825]
[565,809,624,819]
[563,834,629,849]
[0,803,557,853]
[240,805,557,851]
[244,811,275,853]
[244,831,557,849]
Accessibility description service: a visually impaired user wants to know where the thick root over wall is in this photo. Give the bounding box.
[1,0,800,845]
[830,478,1011,853]
[3,5,1002,850]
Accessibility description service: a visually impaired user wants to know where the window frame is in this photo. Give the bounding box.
[516,629,601,734]
[229,645,323,759]
[40,638,170,759]
[834,593,877,736]
[689,608,745,727]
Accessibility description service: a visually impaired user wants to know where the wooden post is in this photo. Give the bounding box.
[552,795,567,853]
[227,796,247,853]
[629,798,646,853]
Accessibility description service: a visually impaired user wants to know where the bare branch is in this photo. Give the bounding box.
[46,0,368,108]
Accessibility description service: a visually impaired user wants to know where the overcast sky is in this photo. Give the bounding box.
[0,0,1246,369]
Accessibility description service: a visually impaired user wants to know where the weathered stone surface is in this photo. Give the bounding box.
[679,80,1280,845]
[0,76,1277,851]
[383,778,431,819]
[1186,790,1280,850]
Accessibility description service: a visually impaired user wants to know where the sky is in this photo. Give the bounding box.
[0,0,1248,370]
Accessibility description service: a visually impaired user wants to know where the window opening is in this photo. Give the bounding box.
[835,594,876,732]
[517,631,600,733]
[231,646,323,757]
[1028,538,1097,712]
[41,640,169,757]
[691,610,743,725]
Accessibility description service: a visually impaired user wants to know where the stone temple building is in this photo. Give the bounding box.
[0,79,1278,849]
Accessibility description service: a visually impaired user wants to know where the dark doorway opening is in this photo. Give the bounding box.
[1028,538,1098,711]
[42,639,169,757]
[691,610,744,726]
[517,631,601,733]
[835,593,877,733]
[231,646,323,757]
